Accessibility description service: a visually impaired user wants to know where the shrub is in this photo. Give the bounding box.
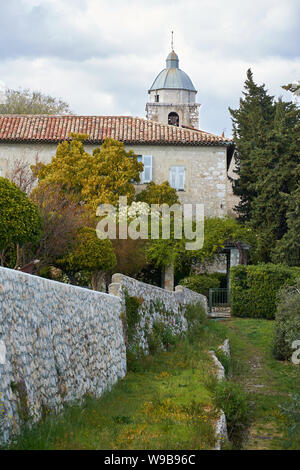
[230,264,300,319]
[273,279,300,360]
[215,349,231,377]
[124,292,141,344]
[147,327,163,355]
[212,272,227,288]
[126,344,145,373]
[185,302,207,327]
[213,380,250,449]
[147,321,178,355]
[279,394,300,449]
[180,274,220,299]
[185,302,207,342]
[0,177,42,264]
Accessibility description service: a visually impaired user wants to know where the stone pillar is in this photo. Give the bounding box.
[163,264,174,291]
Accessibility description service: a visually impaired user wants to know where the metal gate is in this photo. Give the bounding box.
[209,288,230,313]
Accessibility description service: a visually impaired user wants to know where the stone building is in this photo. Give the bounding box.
[0,115,235,218]
[0,48,237,218]
[146,50,200,129]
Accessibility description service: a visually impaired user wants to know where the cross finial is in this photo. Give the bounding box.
[171,31,174,50]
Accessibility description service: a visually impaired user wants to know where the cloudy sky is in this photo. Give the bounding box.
[0,0,299,136]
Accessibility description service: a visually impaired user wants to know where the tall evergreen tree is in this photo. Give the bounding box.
[229,69,275,222]
[230,71,300,262]
[250,99,300,260]
[271,184,300,266]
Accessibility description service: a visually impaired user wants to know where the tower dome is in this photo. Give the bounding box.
[149,50,196,92]
[146,50,200,128]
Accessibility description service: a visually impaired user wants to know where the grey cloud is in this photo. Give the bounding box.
[0,0,299,136]
[1,1,299,63]
[0,0,117,61]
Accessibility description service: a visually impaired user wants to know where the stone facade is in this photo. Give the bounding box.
[146,102,200,129]
[133,144,229,217]
[109,273,207,353]
[0,267,126,443]
[146,50,200,128]
[0,141,232,217]
[226,153,240,217]
[146,88,200,129]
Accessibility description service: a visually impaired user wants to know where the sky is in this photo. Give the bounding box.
[0,0,299,136]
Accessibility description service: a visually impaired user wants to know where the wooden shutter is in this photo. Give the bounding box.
[142,155,152,183]
[170,166,185,190]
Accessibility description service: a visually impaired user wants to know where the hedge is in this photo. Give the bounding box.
[180,273,222,299]
[273,280,300,360]
[230,264,300,319]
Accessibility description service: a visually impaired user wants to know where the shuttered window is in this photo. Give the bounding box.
[170,166,185,191]
[137,155,152,184]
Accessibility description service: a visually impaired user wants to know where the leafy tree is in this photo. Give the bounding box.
[57,226,116,291]
[282,82,300,94]
[0,88,72,115]
[136,181,179,206]
[112,238,148,278]
[146,216,254,273]
[0,177,42,267]
[29,182,87,267]
[33,135,143,212]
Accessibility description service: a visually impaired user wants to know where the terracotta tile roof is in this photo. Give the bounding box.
[0,115,231,146]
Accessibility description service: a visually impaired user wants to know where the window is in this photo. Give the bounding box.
[137,155,152,184]
[155,94,159,103]
[170,166,185,191]
[168,112,179,126]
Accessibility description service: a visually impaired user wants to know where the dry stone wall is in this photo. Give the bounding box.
[109,274,207,352]
[0,267,126,444]
[0,268,207,445]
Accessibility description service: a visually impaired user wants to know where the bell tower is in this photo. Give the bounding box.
[146,47,200,128]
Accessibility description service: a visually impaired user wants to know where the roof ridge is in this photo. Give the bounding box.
[0,115,231,144]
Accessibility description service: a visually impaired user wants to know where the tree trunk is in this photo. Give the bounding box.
[91,271,106,292]
[14,244,21,270]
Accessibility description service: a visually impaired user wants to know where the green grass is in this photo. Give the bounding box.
[3,325,225,450]
[209,318,300,450]
[4,318,299,450]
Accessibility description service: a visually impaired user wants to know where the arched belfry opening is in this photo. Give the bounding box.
[146,48,200,128]
[168,112,179,127]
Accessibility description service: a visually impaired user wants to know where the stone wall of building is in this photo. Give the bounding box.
[226,153,239,217]
[109,273,207,352]
[0,267,126,444]
[146,102,200,129]
[0,141,234,217]
[132,144,230,217]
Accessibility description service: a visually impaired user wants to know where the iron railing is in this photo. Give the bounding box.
[209,288,230,313]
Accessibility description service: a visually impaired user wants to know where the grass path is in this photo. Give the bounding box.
[213,318,300,449]
[5,329,223,450]
[4,318,299,450]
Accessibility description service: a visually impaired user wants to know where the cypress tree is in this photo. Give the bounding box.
[250,99,300,261]
[229,69,275,222]
[271,184,300,266]
[230,71,300,262]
